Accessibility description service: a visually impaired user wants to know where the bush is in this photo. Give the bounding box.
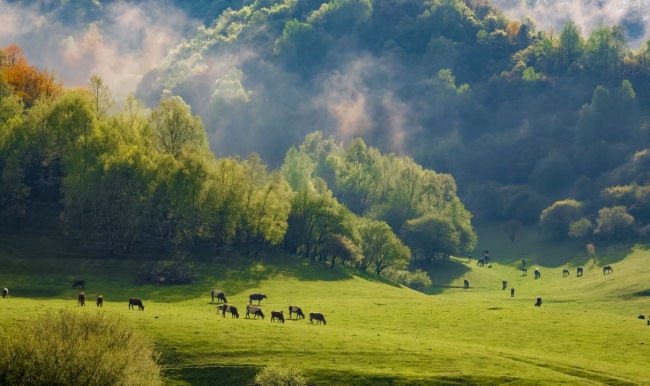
[255,363,307,386]
[0,310,162,386]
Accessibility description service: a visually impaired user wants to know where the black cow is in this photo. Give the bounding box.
[128,298,145,311]
[502,280,507,290]
[510,288,515,297]
[271,311,285,323]
[78,292,86,306]
[310,312,326,325]
[246,305,265,319]
[562,269,570,277]
[72,280,85,289]
[534,268,541,279]
[289,305,305,319]
[211,290,227,303]
[217,304,239,318]
[534,297,542,307]
[249,293,267,305]
[577,267,584,277]
[96,295,103,307]
[463,279,469,289]
[521,268,528,276]
[2,288,8,298]
[477,258,484,267]
[603,265,613,275]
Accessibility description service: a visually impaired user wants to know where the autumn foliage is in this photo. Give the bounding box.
[0,44,62,106]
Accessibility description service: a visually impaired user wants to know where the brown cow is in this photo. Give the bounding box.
[217,304,239,318]
[78,292,86,306]
[289,305,305,319]
[96,295,103,307]
[211,290,227,303]
[128,298,145,311]
[72,280,85,289]
[271,311,285,323]
[309,312,326,325]
[246,305,264,319]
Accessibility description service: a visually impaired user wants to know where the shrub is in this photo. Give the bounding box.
[255,363,307,386]
[0,310,162,386]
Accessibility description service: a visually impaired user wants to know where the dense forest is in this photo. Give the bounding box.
[137,0,650,239]
[2,0,650,271]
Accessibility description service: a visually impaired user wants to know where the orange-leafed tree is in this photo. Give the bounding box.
[0,44,63,107]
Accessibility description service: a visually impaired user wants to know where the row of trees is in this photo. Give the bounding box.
[0,44,476,279]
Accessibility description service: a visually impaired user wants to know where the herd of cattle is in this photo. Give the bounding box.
[470,257,620,308]
[211,290,326,325]
[1,283,326,326]
[0,259,628,324]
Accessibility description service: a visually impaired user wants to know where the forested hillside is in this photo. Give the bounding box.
[2,0,650,257]
[136,0,650,240]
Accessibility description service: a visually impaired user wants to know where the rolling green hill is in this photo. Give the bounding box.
[1,225,649,385]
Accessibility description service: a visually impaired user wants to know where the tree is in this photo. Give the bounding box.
[539,199,583,239]
[358,218,411,275]
[320,233,361,268]
[568,217,594,240]
[503,219,522,243]
[87,75,113,121]
[594,206,634,240]
[0,44,63,107]
[0,310,161,386]
[400,214,459,260]
[558,21,584,72]
[149,96,208,159]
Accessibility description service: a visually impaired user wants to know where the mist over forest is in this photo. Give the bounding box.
[2,0,650,243]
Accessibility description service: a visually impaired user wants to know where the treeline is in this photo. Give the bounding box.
[140,0,650,246]
[0,45,475,282]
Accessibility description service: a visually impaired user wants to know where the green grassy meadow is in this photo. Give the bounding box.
[1,223,649,385]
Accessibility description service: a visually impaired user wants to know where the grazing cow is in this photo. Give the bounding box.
[96,295,103,307]
[463,279,469,289]
[521,268,528,276]
[211,290,227,303]
[502,280,507,290]
[510,288,515,297]
[78,292,86,306]
[72,280,85,289]
[638,315,645,319]
[217,304,239,318]
[562,269,569,277]
[2,288,8,298]
[289,305,305,319]
[246,305,265,319]
[477,258,484,267]
[482,250,490,264]
[603,265,613,275]
[249,293,267,305]
[128,298,145,311]
[271,311,285,323]
[534,297,542,307]
[577,267,583,277]
[534,268,541,279]
[310,312,326,325]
